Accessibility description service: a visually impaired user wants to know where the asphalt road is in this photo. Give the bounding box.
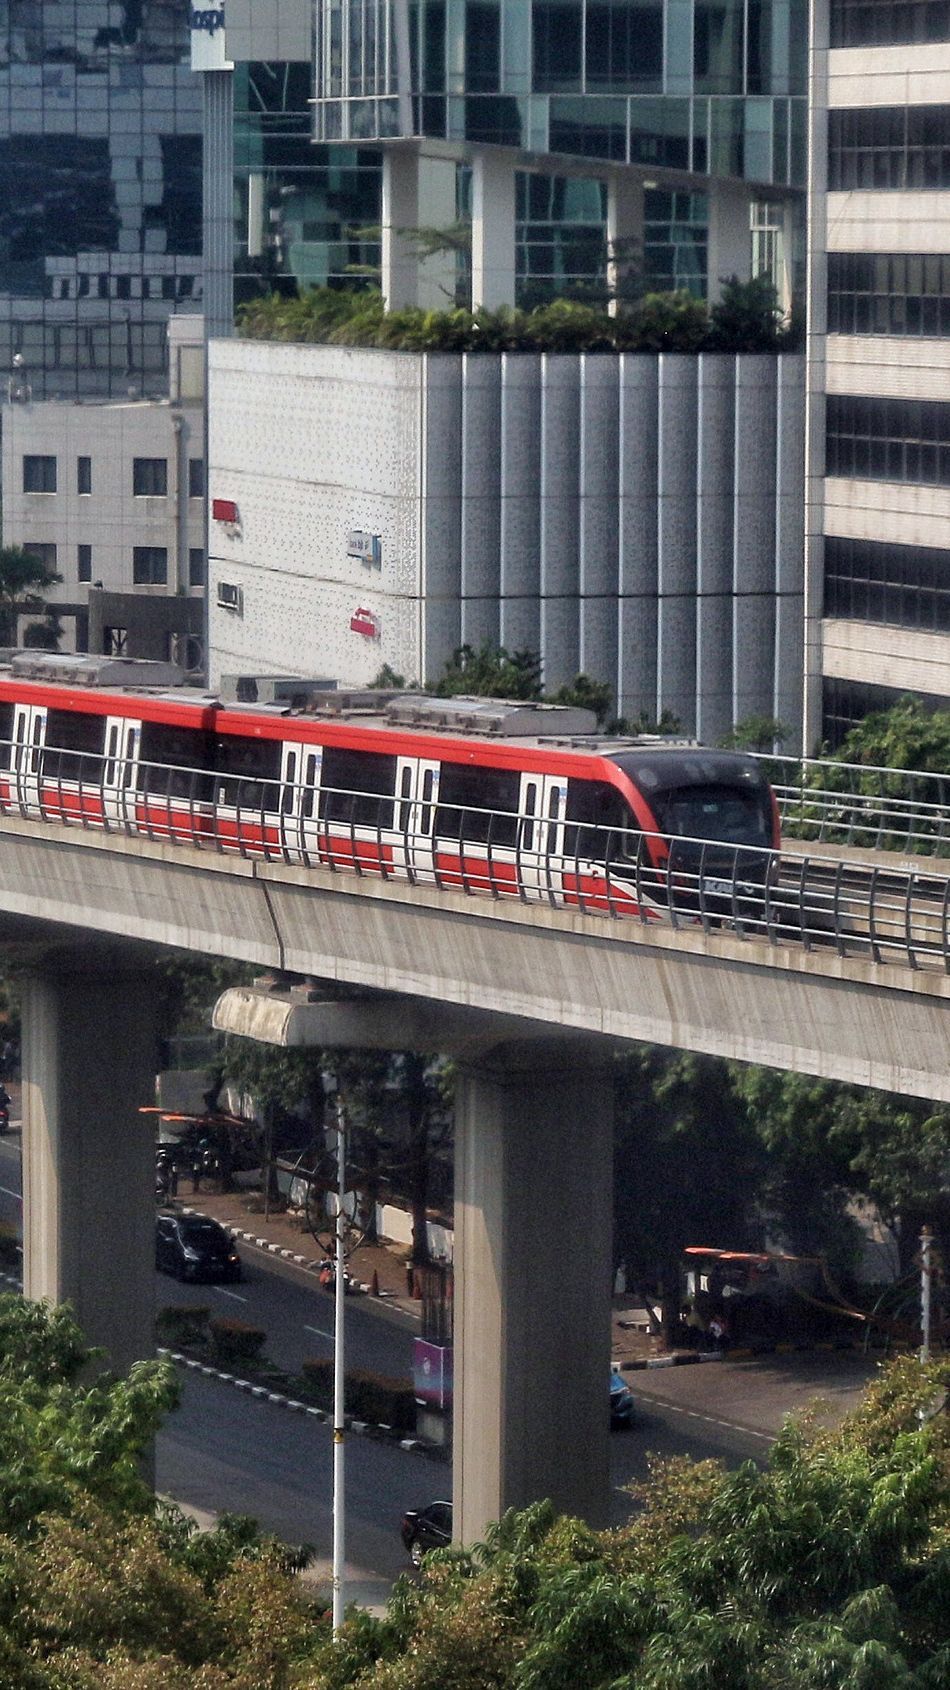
[0,1132,880,1605]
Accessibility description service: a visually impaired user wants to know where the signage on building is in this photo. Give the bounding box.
[347,530,382,566]
[349,606,380,639]
[212,497,239,526]
[190,4,233,70]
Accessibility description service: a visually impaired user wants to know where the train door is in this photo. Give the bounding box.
[278,741,323,862]
[101,715,141,827]
[11,700,46,815]
[393,755,440,881]
[517,772,567,901]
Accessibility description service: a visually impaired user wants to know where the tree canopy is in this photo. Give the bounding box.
[0,545,62,647]
[305,1357,950,1690]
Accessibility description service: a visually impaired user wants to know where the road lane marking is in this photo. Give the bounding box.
[634,1391,772,1442]
[0,1184,21,1202]
[304,1323,335,1342]
[213,1287,248,1304]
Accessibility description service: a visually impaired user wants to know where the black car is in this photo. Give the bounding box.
[401,1500,452,1568]
[155,1213,242,1283]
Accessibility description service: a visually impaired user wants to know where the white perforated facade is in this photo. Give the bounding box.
[208,339,805,743]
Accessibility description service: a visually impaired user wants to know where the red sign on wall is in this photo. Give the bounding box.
[349,606,379,638]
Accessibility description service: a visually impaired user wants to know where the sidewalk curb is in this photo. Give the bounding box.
[178,1207,403,1304]
[621,1351,723,1371]
[157,1347,437,1456]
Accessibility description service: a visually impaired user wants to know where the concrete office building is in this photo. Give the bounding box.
[806,0,950,747]
[1,316,206,661]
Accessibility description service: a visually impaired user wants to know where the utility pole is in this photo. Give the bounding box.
[920,1224,933,1365]
[328,1081,347,1632]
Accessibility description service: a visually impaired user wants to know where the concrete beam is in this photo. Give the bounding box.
[211,981,616,1059]
[1,819,950,1101]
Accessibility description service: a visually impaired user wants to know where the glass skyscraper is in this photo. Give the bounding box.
[311,0,808,301]
[0,2,201,399]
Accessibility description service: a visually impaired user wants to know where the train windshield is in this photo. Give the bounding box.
[651,785,771,845]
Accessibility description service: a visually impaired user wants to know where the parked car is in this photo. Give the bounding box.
[401,1499,452,1567]
[610,1368,636,1427]
[155,1213,242,1283]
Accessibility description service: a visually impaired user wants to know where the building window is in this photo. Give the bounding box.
[831,0,950,48]
[824,534,950,632]
[826,394,950,486]
[77,456,92,495]
[132,546,168,585]
[132,457,168,497]
[828,106,950,192]
[188,547,206,587]
[23,542,57,571]
[827,252,950,338]
[188,458,205,498]
[104,626,128,656]
[77,545,92,583]
[23,455,57,493]
[823,676,950,749]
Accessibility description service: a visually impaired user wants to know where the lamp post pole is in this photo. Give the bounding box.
[331,1089,347,1632]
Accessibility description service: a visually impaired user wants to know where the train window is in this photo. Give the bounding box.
[319,746,396,829]
[0,702,11,766]
[303,754,318,818]
[420,767,435,834]
[435,763,520,846]
[282,751,297,816]
[652,785,771,845]
[141,721,213,801]
[44,708,106,784]
[215,733,282,810]
[397,764,413,832]
[564,779,628,857]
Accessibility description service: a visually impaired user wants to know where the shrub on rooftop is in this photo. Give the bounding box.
[236,277,795,356]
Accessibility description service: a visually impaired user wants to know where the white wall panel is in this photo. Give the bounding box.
[208,343,805,741]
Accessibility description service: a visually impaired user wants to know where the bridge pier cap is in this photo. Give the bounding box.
[213,979,616,1540]
[211,980,620,1061]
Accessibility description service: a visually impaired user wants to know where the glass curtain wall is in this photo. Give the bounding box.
[314,0,807,191]
[0,1,202,398]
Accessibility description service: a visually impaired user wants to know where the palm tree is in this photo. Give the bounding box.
[0,546,62,646]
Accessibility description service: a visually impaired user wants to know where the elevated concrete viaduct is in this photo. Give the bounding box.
[0,814,948,1540]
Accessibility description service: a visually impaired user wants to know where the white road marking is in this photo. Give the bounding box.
[304,1322,335,1342]
[635,1390,772,1442]
[0,1184,21,1202]
[213,1287,248,1304]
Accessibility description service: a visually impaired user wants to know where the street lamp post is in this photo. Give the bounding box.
[330,1085,347,1632]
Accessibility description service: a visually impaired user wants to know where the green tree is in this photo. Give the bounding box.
[305,1357,950,1690]
[429,641,543,700]
[613,1047,767,1338]
[0,545,62,646]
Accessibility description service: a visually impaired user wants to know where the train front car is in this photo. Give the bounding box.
[601,743,780,923]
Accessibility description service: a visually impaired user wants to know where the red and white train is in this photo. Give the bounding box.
[0,653,780,919]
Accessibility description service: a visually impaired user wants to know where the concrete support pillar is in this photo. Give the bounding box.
[607,171,645,315]
[202,69,235,338]
[453,1043,614,1544]
[470,148,517,309]
[381,147,421,310]
[417,154,460,309]
[706,179,752,301]
[21,962,160,1375]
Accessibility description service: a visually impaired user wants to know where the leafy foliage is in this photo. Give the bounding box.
[303,1359,950,1690]
[0,546,62,646]
[237,284,796,356]
[0,1300,329,1685]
